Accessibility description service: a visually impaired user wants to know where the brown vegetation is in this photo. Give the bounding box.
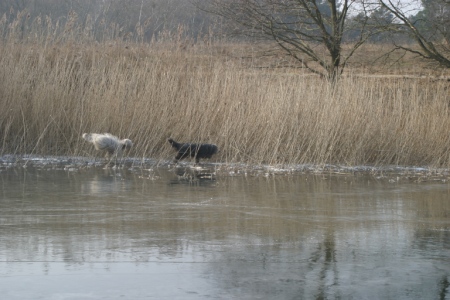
[0,16,449,168]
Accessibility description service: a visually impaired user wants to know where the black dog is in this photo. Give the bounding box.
[168,138,218,163]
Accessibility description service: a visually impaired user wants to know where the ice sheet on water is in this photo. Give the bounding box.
[0,155,448,180]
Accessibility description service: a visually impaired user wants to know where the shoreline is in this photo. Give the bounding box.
[1,154,448,182]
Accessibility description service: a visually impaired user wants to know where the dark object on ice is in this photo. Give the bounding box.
[168,138,218,163]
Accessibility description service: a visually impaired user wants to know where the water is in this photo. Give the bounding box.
[1,158,449,299]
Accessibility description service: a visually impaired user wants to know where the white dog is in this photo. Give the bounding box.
[82,133,132,158]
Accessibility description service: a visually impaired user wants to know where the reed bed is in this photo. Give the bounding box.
[0,17,449,168]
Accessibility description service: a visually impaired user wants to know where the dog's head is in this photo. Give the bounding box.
[121,139,133,150]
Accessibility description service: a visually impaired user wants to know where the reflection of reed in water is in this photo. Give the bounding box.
[171,166,216,184]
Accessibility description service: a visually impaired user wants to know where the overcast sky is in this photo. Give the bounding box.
[350,0,423,16]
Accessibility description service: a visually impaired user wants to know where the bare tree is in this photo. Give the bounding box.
[375,0,450,68]
[198,0,374,81]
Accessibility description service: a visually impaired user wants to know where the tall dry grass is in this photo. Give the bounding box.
[0,13,449,167]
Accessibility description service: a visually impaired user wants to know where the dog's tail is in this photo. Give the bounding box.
[168,138,183,150]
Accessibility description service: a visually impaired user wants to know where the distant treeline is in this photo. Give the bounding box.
[1,0,448,44]
[0,0,218,42]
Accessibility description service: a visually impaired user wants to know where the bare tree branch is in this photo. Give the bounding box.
[198,0,375,81]
[377,0,450,68]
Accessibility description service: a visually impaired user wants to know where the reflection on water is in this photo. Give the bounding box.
[0,162,449,299]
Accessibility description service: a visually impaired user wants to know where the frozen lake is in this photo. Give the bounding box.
[0,158,449,299]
